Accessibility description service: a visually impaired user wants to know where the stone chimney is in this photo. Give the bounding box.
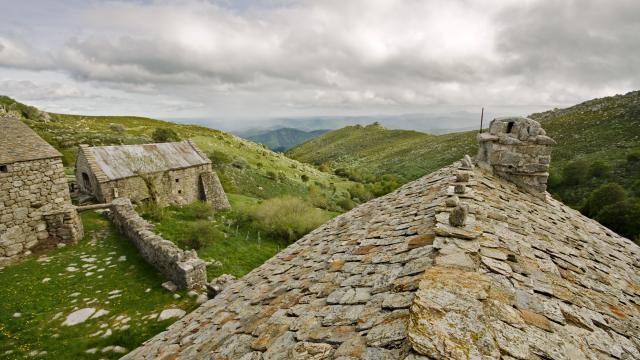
[476,116,556,197]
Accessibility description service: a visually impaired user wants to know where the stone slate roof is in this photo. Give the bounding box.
[79,140,211,181]
[0,116,61,164]
[124,159,640,360]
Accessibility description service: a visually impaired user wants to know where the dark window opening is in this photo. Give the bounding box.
[178,190,182,194]
[82,172,92,191]
[506,122,515,133]
[175,178,179,183]
[0,165,7,173]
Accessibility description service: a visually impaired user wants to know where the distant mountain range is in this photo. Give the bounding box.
[240,128,329,152]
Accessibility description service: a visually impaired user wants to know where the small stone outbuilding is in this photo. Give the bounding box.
[124,117,639,360]
[0,116,83,265]
[75,140,229,209]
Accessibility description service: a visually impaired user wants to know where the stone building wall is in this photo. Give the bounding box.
[109,197,207,289]
[0,157,83,265]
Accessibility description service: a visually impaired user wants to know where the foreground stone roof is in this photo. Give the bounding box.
[124,160,640,360]
[0,116,61,164]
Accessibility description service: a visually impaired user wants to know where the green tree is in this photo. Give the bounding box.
[595,200,640,243]
[582,183,626,217]
[562,160,589,185]
[588,161,611,178]
[151,127,180,143]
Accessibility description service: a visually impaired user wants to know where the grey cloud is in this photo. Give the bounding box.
[0,0,637,121]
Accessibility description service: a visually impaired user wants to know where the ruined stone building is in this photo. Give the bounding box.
[0,117,83,265]
[75,140,230,210]
[125,117,639,360]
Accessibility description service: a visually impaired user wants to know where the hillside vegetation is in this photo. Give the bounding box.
[288,91,640,241]
[246,127,328,152]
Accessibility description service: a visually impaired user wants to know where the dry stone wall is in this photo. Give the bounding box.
[109,198,207,289]
[0,157,83,265]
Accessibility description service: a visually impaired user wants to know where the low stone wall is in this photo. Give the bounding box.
[109,198,207,289]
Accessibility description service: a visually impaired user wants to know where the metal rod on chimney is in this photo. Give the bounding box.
[479,107,484,133]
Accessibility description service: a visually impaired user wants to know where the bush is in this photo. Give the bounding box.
[582,183,626,217]
[301,174,309,182]
[180,201,214,220]
[208,150,232,168]
[348,183,374,202]
[562,160,590,185]
[182,220,219,250]
[152,127,180,143]
[308,185,329,209]
[266,170,277,180]
[318,163,331,173]
[337,197,356,211]
[231,157,248,169]
[249,196,329,243]
[277,172,287,182]
[595,200,640,242]
[631,180,640,197]
[588,161,611,178]
[110,123,125,133]
[137,202,168,222]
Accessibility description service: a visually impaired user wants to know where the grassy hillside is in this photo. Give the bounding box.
[288,91,640,184]
[246,128,329,152]
[287,122,476,182]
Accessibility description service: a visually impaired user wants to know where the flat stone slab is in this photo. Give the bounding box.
[158,309,186,321]
[62,308,96,326]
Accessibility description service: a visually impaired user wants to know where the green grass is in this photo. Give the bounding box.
[0,212,198,359]
[142,194,291,279]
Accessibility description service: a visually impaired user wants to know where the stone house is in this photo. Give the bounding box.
[75,140,230,209]
[0,116,83,265]
[125,117,640,359]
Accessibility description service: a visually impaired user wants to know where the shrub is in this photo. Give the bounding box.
[582,183,626,217]
[348,183,373,202]
[110,123,125,133]
[181,201,214,220]
[301,174,309,182]
[182,220,219,250]
[631,180,640,197]
[231,157,248,169]
[318,163,331,173]
[266,170,277,180]
[208,150,232,168]
[152,127,180,143]
[277,172,287,182]
[588,161,611,178]
[249,196,329,242]
[338,197,356,211]
[256,162,264,169]
[595,200,640,242]
[562,160,589,185]
[308,185,329,209]
[138,202,168,222]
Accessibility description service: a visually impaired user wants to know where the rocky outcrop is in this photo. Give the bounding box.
[109,198,207,290]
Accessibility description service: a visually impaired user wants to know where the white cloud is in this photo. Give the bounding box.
[0,0,638,125]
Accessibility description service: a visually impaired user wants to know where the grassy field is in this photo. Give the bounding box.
[0,212,198,359]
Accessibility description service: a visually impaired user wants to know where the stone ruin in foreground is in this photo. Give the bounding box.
[0,116,83,265]
[125,117,640,359]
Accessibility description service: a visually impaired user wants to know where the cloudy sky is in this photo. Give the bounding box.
[0,0,638,129]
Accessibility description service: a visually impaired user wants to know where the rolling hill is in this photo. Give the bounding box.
[288,91,640,180]
[245,127,328,152]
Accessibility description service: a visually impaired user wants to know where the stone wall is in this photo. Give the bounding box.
[0,157,83,265]
[477,116,556,196]
[109,198,207,289]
